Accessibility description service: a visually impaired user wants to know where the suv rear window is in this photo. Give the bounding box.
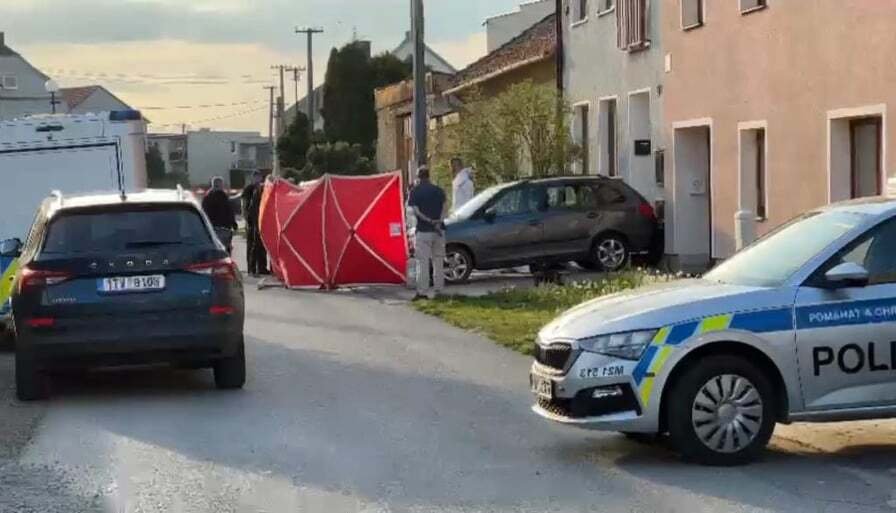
[40,206,212,255]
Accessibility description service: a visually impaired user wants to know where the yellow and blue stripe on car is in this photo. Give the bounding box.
[632,308,793,406]
[0,256,18,318]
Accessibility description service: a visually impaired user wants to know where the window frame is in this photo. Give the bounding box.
[598,0,616,16]
[740,0,767,15]
[1,74,18,90]
[681,0,705,31]
[573,102,591,175]
[573,0,590,26]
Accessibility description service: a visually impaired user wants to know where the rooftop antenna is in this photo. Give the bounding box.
[176,183,185,201]
[50,190,63,207]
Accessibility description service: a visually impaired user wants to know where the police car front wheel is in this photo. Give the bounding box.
[667,355,776,466]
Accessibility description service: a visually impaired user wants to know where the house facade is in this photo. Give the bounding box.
[187,129,272,188]
[0,32,53,120]
[561,0,665,212]
[663,0,896,268]
[147,134,188,177]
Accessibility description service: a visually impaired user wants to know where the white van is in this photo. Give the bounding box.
[0,111,148,320]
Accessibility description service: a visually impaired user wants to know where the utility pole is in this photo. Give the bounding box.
[295,27,324,139]
[411,0,427,171]
[287,66,304,111]
[271,65,289,138]
[264,85,278,176]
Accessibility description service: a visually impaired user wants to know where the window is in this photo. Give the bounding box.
[491,188,536,216]
[826,218,896,286]
[596,184,626,205]
[41,207,212,256]
[574,104,590,174]
[705,211,865,288]
[681,0,704,29]
[740,0,766,14]
[755,129,766,219]
[546,185,597,210]
[655,149,665,187]
[599,0,615,14]
[230,142,236,153]
[575,0,589,22]
[1,75,17,90]
[616,0,649,50]
[598,99,617,177]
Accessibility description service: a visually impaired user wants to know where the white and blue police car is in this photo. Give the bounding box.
[531,197,896,465]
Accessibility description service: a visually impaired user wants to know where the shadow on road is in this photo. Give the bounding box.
[36,335,896,512]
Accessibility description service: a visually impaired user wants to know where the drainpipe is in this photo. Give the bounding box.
[555,0,564,98]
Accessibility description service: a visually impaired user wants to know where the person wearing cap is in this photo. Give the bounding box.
[241,171,269,276]
[407,165,447,300]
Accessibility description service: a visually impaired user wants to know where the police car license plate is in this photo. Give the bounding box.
[99,275,165,293]
[530,374,553,399]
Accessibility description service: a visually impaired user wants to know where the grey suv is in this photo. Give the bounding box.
[444,177,658,282]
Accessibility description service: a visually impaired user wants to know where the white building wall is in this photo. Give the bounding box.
[563,0,666,211]
[486,0,555,52]
[187,130,261,188]
[0,52,52,120]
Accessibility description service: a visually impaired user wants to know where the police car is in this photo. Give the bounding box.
[531,197,896,465]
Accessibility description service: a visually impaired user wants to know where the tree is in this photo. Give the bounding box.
[146,144,167,187]
[278,111,311,170]
[321,42,411,154]
[439,81,580,187]
[283,141,374,183]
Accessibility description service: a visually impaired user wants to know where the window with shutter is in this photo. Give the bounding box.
[616,0,649,51]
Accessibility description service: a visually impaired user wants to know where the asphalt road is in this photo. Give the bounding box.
[0,270,894,511]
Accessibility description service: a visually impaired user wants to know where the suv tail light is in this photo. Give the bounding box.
[185,258,239,282]
[17,267,72,294]
[638,201,657,222]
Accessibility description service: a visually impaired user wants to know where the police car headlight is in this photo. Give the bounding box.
[577,330,657,360]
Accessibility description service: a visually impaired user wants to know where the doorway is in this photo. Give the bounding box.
[674,124,712,264]
[850,117,882,198]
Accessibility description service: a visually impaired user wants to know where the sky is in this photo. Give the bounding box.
[1,0,530,134]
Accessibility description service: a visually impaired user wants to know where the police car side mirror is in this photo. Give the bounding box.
[0,238,22,258]
[824,262,870,288]
[482,208,497,223]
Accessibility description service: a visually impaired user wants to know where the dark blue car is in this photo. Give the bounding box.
[9,190,246,400]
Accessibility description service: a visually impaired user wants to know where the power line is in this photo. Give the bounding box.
[148,104,269,129]
[138,99,268,111]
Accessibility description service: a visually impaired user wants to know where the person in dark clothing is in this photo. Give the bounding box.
[407,165,447,300]
[202,176,237,252]
[241,171,269,276]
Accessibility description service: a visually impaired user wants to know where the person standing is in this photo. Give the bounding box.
[241,171,269,276]
[202,176,237,253]
[450,157,475,213]
[408,166,447,300]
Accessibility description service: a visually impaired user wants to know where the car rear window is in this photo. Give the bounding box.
[40,206,212,255]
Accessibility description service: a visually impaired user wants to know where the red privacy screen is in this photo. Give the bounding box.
[258,173,408,288]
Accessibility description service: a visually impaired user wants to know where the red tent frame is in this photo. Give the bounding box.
[258,172,408,289]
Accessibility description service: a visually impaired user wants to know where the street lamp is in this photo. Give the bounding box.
[45,79,60,114]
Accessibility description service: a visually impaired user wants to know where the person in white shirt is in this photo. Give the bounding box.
[450,157,475,213]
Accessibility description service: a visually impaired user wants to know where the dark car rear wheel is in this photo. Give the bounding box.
[444,246,473,284]
[214,337,246,390]
[591,235,630,272]
[16,349,47,401]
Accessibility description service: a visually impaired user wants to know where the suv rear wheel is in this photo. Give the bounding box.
[16,349,47,401]
[592,235,629,272]
[666,355,776,466]
[214,336,246,390]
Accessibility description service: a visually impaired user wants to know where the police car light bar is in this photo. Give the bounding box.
[109,110,142,121]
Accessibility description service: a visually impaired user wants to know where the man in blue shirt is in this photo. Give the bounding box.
[407,166,447,300]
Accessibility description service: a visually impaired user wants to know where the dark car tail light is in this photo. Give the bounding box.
[25,317,55,328]
[185,258,239,282]
[17,267,72,294]
[638,201,657,222]
[209,305,235,316]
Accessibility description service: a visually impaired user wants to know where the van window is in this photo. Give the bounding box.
[41,207,212,256]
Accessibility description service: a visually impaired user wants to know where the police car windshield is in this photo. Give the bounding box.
[705,210,866,287]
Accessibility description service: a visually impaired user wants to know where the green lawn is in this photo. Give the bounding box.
[413,271,679,355]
